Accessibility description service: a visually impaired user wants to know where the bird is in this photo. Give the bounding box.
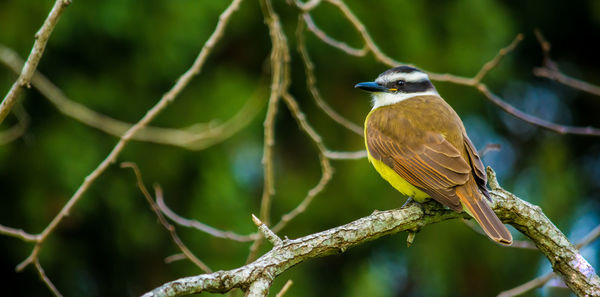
[355,66,512,245]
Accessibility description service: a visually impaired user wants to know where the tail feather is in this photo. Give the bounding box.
[456,179,512,245]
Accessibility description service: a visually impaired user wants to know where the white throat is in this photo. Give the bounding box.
[371,91,439,110]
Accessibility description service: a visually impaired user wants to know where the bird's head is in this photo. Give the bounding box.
[355,66,438,109]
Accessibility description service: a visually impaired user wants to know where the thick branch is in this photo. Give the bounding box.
[142,168,599,297]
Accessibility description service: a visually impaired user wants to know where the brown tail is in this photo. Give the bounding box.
[456,179,512,245]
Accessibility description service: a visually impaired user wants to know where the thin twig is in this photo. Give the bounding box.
[121,162,212,273]
[302,14,367,57]
[252,214,283,247]
[497,272,555,297]
[164,254,187,264]
[478,84,600,136]
[13,0,244,273]
[0,224,38,242]
[258,0,289,226]
[156,192,257,242]
[0,103,29,145]
[325,0,400,66]
[324,150,367,160]
[275,280,293,297]
[34,258,63,297]
[576,224,600,250]
[297,16,364,136]
[478,143,501,157]
[0,0,71,124]
[473,34,524,82]
[272,92,334,233]
[289,0,322,12]
[533,30,600,97]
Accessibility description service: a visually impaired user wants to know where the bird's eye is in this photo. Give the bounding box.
[396,80,405,87]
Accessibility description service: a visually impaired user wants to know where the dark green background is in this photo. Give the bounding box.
[1,0,599,296]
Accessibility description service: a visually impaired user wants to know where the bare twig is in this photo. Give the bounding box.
[289,0,322,12]
[478,143,501,157]
[576,224,600,249]
[324,150,367,160]
[258,0,289,226]
[252,214,283,247]
[156,193,257,242]
[0,0,71,124]
[497,272,555,297]
[0,44,266,150]
[324,0,400,66]
[272,92,333,233]
[275,280,293,297]
[473,34,524,83]
[11,0,244,275]
[297,16,364,136]
[0,224,38,242]
[302,14,367,57]
[533,30,600,97]
[0,104,29,145]
[478,84,600,136]
[34,258,63,297]
[121,162,211,273]
[164,254,187,264]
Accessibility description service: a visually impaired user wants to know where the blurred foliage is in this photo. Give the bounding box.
[1,0,600,296]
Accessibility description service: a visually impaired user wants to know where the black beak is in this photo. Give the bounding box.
[354,82,388,93]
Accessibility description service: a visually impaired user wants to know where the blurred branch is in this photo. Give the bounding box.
[34,258,62,297]
[478,143,501,157]
[477,84,600,136]
[0,104,29,145]
[296,16,364,136]
[0,0,70,124]
[157,192,257,242]
[275,280,293,297]
[324,150,367,160]
[141,167,600,297]
[0,44,265,150]
[121,162,212,273]
[497,272,556,297]
[271,92,333,233]
[258,0,289,228]
[1,0,244,288]
[302,14,367,57]
[533,30,600,97]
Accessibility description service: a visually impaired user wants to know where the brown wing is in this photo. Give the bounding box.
[463,134,491,201]
[366,125,471,211]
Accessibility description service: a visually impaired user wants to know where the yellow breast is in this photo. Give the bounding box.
[364,112,430,202]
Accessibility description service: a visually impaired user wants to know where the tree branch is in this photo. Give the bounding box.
[0,0,70,124]
[141,168,600,297]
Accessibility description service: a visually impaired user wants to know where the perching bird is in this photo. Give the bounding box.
[355,66,512,245]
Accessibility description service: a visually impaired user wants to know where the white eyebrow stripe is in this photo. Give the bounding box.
[371,91,439,110]
[375,71,430,84]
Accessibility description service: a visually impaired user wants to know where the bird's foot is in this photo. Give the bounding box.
[401,196,414,208]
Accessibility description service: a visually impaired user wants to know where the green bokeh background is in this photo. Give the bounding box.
[1,0,600,296]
